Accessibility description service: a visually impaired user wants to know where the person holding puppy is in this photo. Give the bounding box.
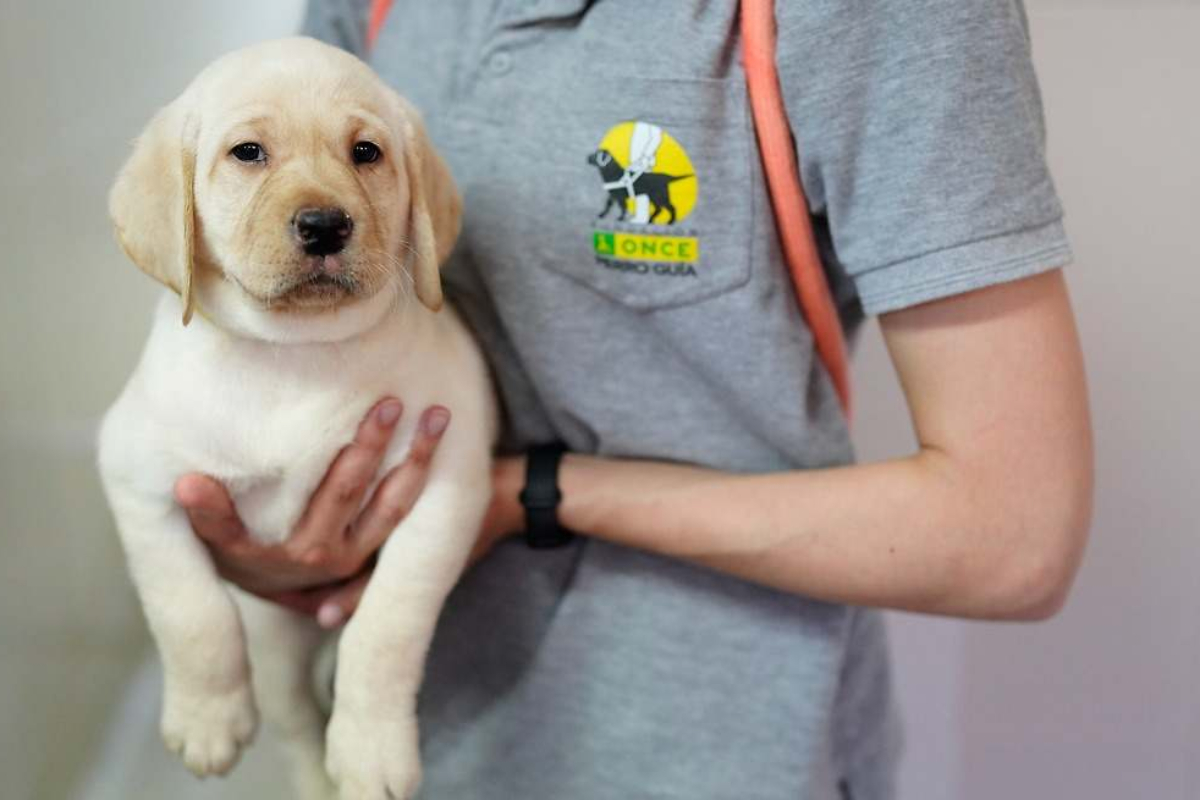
[177,1,1093,797]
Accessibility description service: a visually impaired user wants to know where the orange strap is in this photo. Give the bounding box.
[367,0,393,49]
[367,0,852,422]
[741,0,852,421]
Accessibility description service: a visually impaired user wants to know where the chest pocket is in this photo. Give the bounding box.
[471,75,757,312]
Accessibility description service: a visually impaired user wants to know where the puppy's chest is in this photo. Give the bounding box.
[189,391,373,543]
[135,308,461,543]
[165,346,411,543]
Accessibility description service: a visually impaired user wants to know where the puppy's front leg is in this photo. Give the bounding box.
[325,473,490,800]
[107,491,259,776]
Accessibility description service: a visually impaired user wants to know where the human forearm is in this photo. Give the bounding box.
[553,447,1078,621]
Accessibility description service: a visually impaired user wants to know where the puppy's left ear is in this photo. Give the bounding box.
[396,97,462,312]
[109,99,200,324]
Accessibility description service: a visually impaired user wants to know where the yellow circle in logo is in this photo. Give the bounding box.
[595,121,698,225]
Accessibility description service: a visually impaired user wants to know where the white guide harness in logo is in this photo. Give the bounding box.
[601,122,664,224]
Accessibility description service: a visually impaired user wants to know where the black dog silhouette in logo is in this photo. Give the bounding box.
[586,148,693,225]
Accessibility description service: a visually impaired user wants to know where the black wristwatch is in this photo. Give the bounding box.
[519,443,574,549]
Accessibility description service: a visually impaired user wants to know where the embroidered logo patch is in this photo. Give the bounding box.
[587,121,700,276]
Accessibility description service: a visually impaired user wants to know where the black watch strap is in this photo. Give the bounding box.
[519,443,573,549]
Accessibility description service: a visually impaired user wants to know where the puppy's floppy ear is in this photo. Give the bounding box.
[397,98,462,312]
[109,100,199,325]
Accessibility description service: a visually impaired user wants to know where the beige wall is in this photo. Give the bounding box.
[0,3,305,799]
[863,2,1200,797]
[0,2,1196,799]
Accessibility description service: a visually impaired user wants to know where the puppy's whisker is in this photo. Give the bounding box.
[361,247,417,310]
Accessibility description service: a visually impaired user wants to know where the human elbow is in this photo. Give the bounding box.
[940,444,1094,622]
[995,538,1079,621]
[984,483,1093,622]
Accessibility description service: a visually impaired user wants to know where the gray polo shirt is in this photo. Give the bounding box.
[304,2,1071,798]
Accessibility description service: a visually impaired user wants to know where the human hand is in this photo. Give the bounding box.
[174,398,450,628]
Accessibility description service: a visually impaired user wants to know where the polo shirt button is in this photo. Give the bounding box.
[487,51,513,75]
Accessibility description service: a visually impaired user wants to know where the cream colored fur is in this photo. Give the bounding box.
[97,38,495,800]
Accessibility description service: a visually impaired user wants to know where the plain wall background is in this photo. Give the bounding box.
[1,1,1196,798]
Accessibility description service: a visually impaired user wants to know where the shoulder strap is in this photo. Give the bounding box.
[741,0,853,422]
[367,0,393,49]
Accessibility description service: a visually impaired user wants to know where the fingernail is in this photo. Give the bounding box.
[377,400,402,427]
[423,408,450,436]
[317,604,345,629]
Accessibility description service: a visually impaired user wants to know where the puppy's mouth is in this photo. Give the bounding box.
[268,256,361,311]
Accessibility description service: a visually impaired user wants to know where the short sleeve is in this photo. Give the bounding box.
[301,0,373,57]
[777,0,1072,315]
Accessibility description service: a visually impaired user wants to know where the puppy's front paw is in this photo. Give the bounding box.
[326,709,421,800]
[161,684,258,777]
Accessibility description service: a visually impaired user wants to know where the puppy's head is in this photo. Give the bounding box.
[110,37,460,339]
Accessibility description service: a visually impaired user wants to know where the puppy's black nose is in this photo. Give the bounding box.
[293,207,353,256]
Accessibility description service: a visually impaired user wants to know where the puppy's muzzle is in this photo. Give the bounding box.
[293,207,354,256]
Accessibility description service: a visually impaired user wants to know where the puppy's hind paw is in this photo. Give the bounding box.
[326,711,421,800]
[161,684,258,777]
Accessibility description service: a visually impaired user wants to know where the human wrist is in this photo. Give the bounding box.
[554,452,606,537]
[520,444,574,548]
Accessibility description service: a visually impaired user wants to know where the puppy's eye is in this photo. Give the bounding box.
[352,141,382,165]
[230,142,267,163]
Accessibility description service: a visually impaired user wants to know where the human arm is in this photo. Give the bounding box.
[516,268,1093,621]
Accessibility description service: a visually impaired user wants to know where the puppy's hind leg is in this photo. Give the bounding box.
[237,591,337,800]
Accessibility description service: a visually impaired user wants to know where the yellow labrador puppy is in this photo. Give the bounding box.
[97,38,495,800]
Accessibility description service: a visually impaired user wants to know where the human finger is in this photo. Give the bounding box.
[175,473,248,548]
[262,565,371,623]
[262,587,328,617]
[314,572,372,629]
[289,398,404,554]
